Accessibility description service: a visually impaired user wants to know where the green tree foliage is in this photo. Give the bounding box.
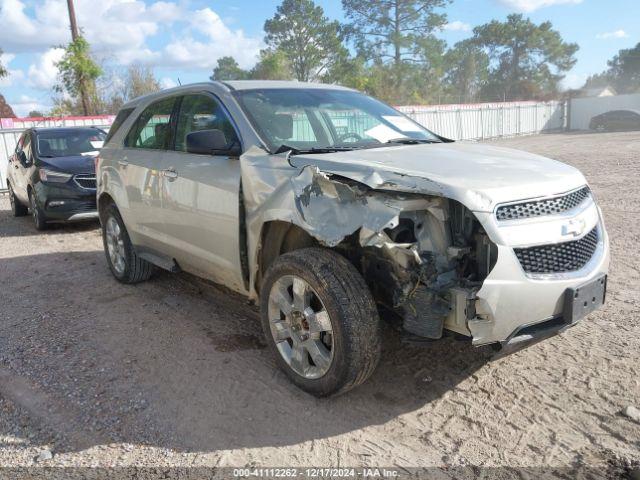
[210,56,249,81]
[585,42,640,94]
[443,39,490,102]
[264,0,347,81]
[472,14,578,100]
[28,110,45,117]
[341,0,449,103]
[55,36,102,114]
[250,50,294,80]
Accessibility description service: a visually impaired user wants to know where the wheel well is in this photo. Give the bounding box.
[97,193,115,221]
[258,221,318,288]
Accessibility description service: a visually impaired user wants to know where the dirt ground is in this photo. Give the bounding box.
[0,131,638,478]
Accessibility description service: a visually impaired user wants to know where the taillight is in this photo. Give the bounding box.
[94,155,100,172]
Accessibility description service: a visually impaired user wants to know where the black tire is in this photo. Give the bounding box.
[101,203,155,284]
[8,183,28,217]
[28,189,48,230]
[260,247,381,397]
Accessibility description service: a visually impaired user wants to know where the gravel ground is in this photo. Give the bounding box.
[0,131,638,478]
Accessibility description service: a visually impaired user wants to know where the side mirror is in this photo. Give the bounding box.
[186,129,241,157]
[18,151,31,167]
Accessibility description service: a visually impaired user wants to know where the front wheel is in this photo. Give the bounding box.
[260,248,382,397]
[101,203,155,284]
[28,190,48,230]
[8,184,28,217]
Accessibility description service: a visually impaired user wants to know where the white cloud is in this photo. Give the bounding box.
[161,8,262,70]
[26,48,65,90]
[160,77,178,89]
[496,0,582,12]
[596,30,629,40]
[442,21,471,32]
[0,52,25,87]
[0,0,180,63]
[9,94,51,117]
[561,72,587,90]
[0,0,263,75]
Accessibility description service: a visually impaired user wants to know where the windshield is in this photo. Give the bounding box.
[233,88,440,153]
[36,129,106,158]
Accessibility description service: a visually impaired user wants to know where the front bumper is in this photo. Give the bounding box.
[33,181,97,222]
[446,197,610,345]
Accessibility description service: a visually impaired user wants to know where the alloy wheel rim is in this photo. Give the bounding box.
[268,275,334,379]
[105,216,126,275]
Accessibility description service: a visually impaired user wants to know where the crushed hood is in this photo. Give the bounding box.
[289,142,587,212]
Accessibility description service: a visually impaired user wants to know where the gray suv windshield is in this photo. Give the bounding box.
[233,88,440,153]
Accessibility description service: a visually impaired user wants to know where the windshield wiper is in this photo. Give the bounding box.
[385,138,441,145]
[274,145,360,155]
[274,144,300,154]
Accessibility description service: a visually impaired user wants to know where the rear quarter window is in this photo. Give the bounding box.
[104,107,135,144]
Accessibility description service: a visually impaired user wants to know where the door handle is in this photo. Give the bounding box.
[118,160,129,168]
[162,168,178,181]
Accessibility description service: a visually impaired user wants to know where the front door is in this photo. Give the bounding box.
[159,93,245,292]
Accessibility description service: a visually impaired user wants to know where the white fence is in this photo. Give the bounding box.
[0,102,566,192]
[569,93,640,130]
[397,101,566,140]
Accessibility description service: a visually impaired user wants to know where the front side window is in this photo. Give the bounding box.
[35,129,105,157]
[174,94,239,152]
[126,98,176,150]
[233,88,440,153]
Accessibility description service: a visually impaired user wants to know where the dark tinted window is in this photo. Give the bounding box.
[174,94,239,152]
[125,98,176,149]
[105,107,135,143]
[35,129,105,157]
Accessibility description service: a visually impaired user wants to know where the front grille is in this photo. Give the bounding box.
[514,227,599,274]
[74,174,97,190]
[496,186,590,221]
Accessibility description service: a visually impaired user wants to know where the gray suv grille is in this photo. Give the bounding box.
[514,227,599,274]
[496,186,590,221]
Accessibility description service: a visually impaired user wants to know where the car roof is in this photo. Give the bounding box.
[222,80,354,91]
[121,80,355,109]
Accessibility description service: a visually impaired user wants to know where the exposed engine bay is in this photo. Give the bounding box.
[340,197,498,340]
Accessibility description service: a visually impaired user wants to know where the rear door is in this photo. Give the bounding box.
[158,92,245,291]
[120,97,176,251]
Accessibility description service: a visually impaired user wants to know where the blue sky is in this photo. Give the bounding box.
[0,0,638,116]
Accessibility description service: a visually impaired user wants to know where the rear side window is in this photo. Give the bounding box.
[125,98,176,150]
[105,107,134,144]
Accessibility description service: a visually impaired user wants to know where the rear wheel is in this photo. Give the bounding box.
[260,248,382,397]
[28,190,48,230]
[8,183,28,217]
[101,203,155,283]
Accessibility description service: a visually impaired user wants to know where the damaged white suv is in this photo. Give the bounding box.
[97,81,609,396]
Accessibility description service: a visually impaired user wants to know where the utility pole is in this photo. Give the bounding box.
[66,0,90,115]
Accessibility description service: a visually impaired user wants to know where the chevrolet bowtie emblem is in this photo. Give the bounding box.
[562,218,586,237]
